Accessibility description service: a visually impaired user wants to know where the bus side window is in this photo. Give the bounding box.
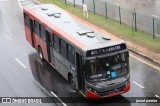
[24,13,30,27]
[53,34,60,52]
[60,39,67,59]
[34,20,41,37]
[67,44,75,66]
[52,34,54,48]
[40,24,46,41]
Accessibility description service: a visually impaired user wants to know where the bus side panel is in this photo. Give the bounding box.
[33,34,48,62]
[34,34,40,51]
[24,26,33,46]
[40,39,49,61]
[53,50,69,80]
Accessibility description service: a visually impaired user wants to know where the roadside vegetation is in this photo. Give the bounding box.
[39,0,160,53]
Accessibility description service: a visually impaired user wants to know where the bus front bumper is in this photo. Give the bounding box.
[86,82,130,98]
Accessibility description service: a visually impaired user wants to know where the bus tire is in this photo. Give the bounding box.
[38,46,43,60]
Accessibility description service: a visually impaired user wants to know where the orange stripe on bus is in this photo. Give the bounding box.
[24,8,85,49]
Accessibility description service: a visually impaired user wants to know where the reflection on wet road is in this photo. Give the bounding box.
[29,53,160,106]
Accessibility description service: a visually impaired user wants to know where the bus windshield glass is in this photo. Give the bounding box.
[85,52,129,81]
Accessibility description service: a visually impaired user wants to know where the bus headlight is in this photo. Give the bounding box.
[88,88,92,91]
[87,87,97,94]
[93,90,97,94]
[125,80,129,86]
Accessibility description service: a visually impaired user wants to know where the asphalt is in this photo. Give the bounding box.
[0,0,57,105]
[0,0,160,106]
[30,52,160,106]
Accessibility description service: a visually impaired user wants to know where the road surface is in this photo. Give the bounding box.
[0,0,160,106]
[0,0,57,105]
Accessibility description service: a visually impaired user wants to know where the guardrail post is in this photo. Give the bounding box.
[105,2,107,20]
[119,6,121,24]
[132,12,134,35]
[73,0,75,7]
[153,18,155,39]
[64,0,67,7]
[82,0,84,4]
[135,12,137,32]
[93,0,96,14]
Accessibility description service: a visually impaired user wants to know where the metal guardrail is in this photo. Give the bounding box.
[66,0,160,39]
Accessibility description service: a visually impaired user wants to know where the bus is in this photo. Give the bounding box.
[23,4,130,98]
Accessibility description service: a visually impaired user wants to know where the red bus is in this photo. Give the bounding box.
[23,4,130,98]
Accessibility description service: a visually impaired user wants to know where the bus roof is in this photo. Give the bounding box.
[24,4,125,52]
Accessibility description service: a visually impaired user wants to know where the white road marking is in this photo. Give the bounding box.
[15,58,26,68]
[51,91,58,97]
[51,91,67,106]
[17,0,23,9]
[35,81,67,105]
[133,81,145,89]
[34,81,53,97]
[6,36,12,40]
[49,63,55,69]
[155,95,160,98]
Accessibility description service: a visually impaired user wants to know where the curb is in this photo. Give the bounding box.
[128,48,160,66]
[31,0,160,67]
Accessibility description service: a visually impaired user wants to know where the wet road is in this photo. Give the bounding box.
[0,0,56,105]
[29,52,160,106]
[102,0,160,16]
[0,0,160,106]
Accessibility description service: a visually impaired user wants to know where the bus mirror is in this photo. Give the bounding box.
[70,65,76,72]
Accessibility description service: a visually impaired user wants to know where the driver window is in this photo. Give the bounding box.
[90,61,102,75]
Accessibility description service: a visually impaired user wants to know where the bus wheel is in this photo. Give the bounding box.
[38,47,43,60]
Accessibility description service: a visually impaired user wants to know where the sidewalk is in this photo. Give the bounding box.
[127,41,160,64]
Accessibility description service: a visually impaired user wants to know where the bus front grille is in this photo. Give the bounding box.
[98,86,125,97]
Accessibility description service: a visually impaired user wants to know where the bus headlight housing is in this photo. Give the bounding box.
[87,86,97,94]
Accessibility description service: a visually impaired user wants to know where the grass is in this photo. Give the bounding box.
[39,0,160,53]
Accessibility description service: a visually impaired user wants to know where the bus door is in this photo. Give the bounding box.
[76,52,85,92]
[29,18,35,47]
[46,30,52,63]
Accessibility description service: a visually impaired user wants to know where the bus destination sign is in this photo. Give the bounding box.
[86,44,126,57]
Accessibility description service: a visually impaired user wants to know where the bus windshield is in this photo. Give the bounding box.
[85,52,129,81]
